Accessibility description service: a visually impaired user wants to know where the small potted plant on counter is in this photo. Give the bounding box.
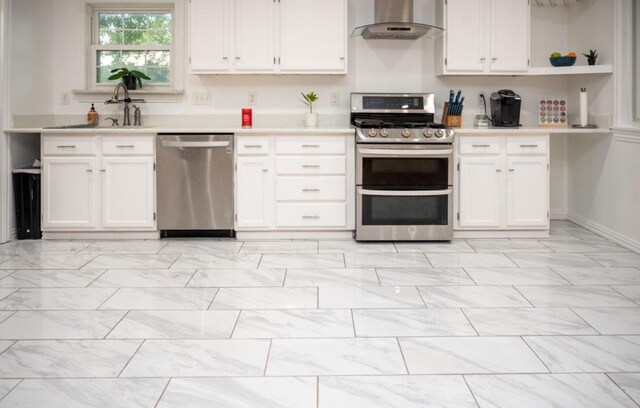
[301,91,319,128]
[108,68,151,90]
[582,49,598,66]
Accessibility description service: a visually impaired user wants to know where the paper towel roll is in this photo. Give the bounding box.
[580,88,588,127]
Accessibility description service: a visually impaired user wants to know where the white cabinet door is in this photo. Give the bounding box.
[190,0,231,72]
[42,158,96,229]
[101,157,155,229]
[279,0,346,72]
[234,0,274,71]
[489,0,529,72]
[236,156,273,228]
[458,156,502,227]
[445,0,486,72]
[506,156,548,227]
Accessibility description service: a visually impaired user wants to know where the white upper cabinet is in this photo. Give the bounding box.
[438,0,529,75]
[279,0,347,72]
[189,0,347,74]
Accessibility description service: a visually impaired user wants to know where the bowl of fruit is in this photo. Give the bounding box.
[549,52,577,67]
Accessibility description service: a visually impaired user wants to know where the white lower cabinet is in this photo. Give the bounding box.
[236,156,274,228]
[457,135,549,231]
[102,157,155,229]
[235,134,355,231]
[41,134,156,232]
[42,157,96,229]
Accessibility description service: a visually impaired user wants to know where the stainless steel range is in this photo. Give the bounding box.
[352,93,455,241]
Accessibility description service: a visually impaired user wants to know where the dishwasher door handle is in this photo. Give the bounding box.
[160,141,230,148]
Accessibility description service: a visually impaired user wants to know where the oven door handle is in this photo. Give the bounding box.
[358,188,453,197]
[358,148,453,157]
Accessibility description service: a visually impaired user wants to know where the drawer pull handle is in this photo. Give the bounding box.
[496,169,502,173]
[86,169,93,173]
[472,144,491,148]
[509,169,515,172]
[57,145,76,148]
[302,144,320,148]
[302,188,320,192]
[244,145,263,148]
[116,145,135,148]
[302,165,320,168]
[520,144,539,148]
[302,215,320,219]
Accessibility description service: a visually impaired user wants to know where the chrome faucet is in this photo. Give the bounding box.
[104,83,146,126]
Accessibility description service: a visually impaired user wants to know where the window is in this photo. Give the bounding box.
[91,6,173,88]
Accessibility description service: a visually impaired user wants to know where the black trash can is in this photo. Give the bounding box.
[12,168,41,240]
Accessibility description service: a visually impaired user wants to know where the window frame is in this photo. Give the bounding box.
[89,4,175,90]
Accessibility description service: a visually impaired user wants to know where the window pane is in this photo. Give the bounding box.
[99,30,123,45]
[122,51,146,66]
[124,13,148,30]
[99,13,123,30]
[97,50,121,67]
[97,67,115,84]
[149,30,172,45]
[124,30,147,45]
[148,14,172,30]
[147,51,170,66]
[146,67,170,84]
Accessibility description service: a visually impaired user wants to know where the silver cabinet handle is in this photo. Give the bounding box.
[359,148,452,157]
[302,165,320,168]
[100,169,106,172]
[492,57,498,61]
[358,188,453,197]
[480,57,486,62]
[160,141,229,148]
[116,145,135,148]
[244,145,263,148]
[302,215,320,219]
[302,144,320,148]
[86,169,93,173]
[262,169,268,173]
[496,169,502,173]
[509,169,515,172]
[472,144,491,148]
[57,145,76,148]
[302,188,320,192]
[520,144,539,148]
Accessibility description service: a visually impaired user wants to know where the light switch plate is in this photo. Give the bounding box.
[193,91,212,105]
[248,91,257,105]
[330,92,340,106]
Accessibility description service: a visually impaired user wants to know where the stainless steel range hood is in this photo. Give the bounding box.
[351,0,444,40]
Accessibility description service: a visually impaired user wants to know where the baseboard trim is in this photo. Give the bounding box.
[42,231,160,240]
[567,212,640,253]
[550,209,568,220]
[453,230,549,239]
[236,231,354,240]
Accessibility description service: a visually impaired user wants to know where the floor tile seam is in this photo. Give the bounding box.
[152,377,172,408]
[316,287,320,309]
[263,339,273,376]
[395,337,410,375]
[0,340,17,356]
[256,254,264,269]
[0,256,15,267]
[460,267,479,286]
[349,308,357,338]
[83,269,110,288]
[95,288,121,310]
[421,253,434,267]
[567,307,604,335]
[0,288,18,302]
[545,266,577,286]
[164,254,182,270]
[511,286,537,308]
[373,268,383,286]
[459,308,481,336]
[519,335,552,374]
[609,286,640,307]
[77,254,100,270]
[461,374,482,408]
[0,378,23,403]
[412,286,429,309]
[0,311,16,324]
[502,252,522,268]
[0,270,19,281]
[582,252,609,267]
[205,288,221,310]
[102,310,131,339]
[182,269,201,288]
[228,310,243,339]
[604,372,640,408]
[116,339,146,378]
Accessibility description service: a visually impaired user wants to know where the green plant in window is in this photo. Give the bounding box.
[108,67,151,89]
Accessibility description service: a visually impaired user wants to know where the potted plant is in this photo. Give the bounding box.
[108,68,151,90]
[582,49,598,66]
[300,91,319,127]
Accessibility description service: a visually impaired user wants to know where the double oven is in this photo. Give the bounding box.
[352,93,455,241]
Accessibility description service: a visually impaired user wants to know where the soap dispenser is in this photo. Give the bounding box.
[87,104,99,126]
[133,105,142,126]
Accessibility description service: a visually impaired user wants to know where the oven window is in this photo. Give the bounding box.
[362,194,449,225]
[362,158,449,189]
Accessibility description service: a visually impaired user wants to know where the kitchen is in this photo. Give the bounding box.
[0,0,639,406]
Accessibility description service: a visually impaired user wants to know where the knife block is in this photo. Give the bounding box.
[442,103,462,127]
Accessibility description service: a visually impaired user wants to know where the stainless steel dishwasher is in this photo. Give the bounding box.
[156,134,234,237]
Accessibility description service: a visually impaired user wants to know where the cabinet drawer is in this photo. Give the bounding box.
[276,203,346,228]
[102,136,154,156]
[276,156,346,175]
[459,137,500,155]
[237,137,269,155]
[43,135,96,156]
[277,176,346,201]
[506,137,548,155]
[276,136,346,155]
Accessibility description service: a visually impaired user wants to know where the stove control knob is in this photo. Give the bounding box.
[401,128,412,138]
[423,129,433,138]
[435,129,445,138]
[367,128,378,138]
[380,128,389,138]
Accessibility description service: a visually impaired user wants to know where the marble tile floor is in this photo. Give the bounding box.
[0,222,638,406]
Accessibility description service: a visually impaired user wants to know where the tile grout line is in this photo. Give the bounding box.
[520,335,552,373]
[228,310,242,339]
[206,288,221,310]
[567,307,603,335]
[459,308,481,337]
[609,286,640,307]
[512,285,537,308]
[183,269,200,288]
[461,375,482,408]
[461,267,479,286]
[95,288,121,310]
[316,376,320,408]
[350,308,357,337]
[85,269,110,288]
[0,340,18,357]
[0,310,17,324]
[117,339,146,378]
[282,268,288,288]
[0,378,23,403]
[604,372,640,408]
[263,339,273,376]
[102,310,131,339]
[395,337,410,375]
[153,377,173,408]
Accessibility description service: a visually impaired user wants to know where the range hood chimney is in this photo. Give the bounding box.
[351,0,444,40]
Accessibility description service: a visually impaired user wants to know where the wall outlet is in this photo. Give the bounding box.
[193,91,212,105]
[61,92,70,105]
[248,91,257,105]
[330,92,340,106]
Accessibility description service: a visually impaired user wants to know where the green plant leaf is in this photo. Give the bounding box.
[107,71,127,80]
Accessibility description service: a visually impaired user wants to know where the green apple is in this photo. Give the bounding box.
[550,52,562,58]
